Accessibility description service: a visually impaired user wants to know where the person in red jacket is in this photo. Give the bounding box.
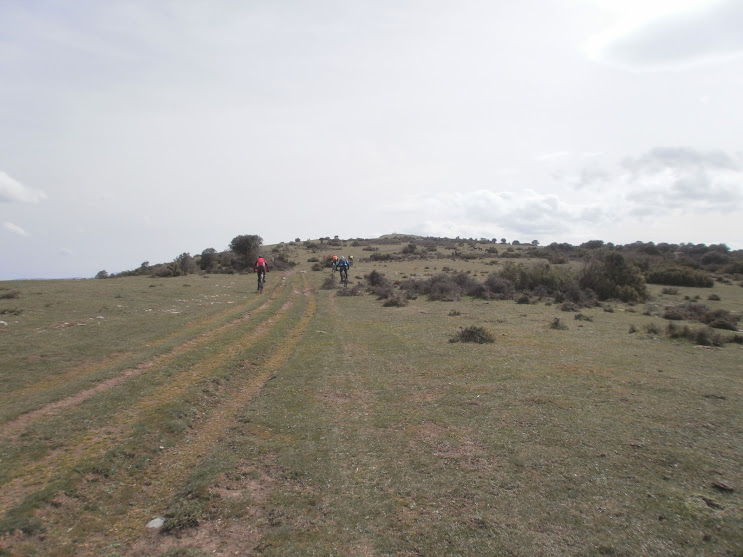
[254,256,269,292]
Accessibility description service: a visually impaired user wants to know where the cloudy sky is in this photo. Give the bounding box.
[2,0,742,279]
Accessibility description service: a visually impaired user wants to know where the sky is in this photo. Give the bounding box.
[1,0,742,279]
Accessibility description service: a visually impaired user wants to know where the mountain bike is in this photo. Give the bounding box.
[257,268,266,293]
[339,267,348,288]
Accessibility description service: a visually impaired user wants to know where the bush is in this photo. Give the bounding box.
[482,274,515,300]
[426,274,463,301]
[0,290,20,299]
[320,276,337,290]
[498,262,573,293]
[666,323,724,346]
[449,326,495,344]
[550,318,568,330]
[579,253,648,302]
[365,270,390,288]
[371,284,395,300]
[647,267,714,287]
[701,309,739,330]
[383,295,409,307]
[643,322,662,334]
[336,284,364,296]
[369,252,395,261]
[662,303,709,321]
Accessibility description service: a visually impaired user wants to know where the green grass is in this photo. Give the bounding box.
[0,243,741,556]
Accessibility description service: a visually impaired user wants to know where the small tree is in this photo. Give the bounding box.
[200,248,217,271]
[579,253,648,302]
[229,234,263,271]
[176,253,196,275]
[95,270,108,279]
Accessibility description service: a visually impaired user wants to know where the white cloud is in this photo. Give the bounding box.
[388,146,743,245]
[619,147,743,213]
[3,222,30,236]
[0,171,47,203]
[389,188,608,241]
[588,0,743,70]
[535,151,570,162]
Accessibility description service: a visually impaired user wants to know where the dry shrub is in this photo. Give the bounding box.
[550,318,568,330]
[666,322,724,346]
[643,322,662,335]
[449,326,495,344]
[700,309,739,330]
[383,295,408,307]
[321,276,337,290]
[336,284,363,296]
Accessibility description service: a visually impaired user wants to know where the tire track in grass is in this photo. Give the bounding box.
[0,280,285,439]
[98,274,317,553]
[0,277,300,519]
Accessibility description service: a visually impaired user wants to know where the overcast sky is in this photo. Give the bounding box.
[2,0,742,279]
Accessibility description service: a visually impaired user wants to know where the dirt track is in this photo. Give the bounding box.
[0,272,317,555]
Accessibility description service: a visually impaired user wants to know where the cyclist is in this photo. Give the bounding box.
[331,254,338,272]
[337,256,350,286]
[254,255,269,291]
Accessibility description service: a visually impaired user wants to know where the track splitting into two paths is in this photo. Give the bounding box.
[0,272,315,555]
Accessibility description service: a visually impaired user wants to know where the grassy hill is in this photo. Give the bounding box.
[0,237,741,556]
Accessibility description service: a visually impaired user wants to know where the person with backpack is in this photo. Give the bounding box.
[254,255,269,292]
[336,256,350,286]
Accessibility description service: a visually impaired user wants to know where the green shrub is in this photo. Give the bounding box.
[365,270,389,287]
[579,253,648,302]
[647,267,714,287]
[162,500,203,533]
